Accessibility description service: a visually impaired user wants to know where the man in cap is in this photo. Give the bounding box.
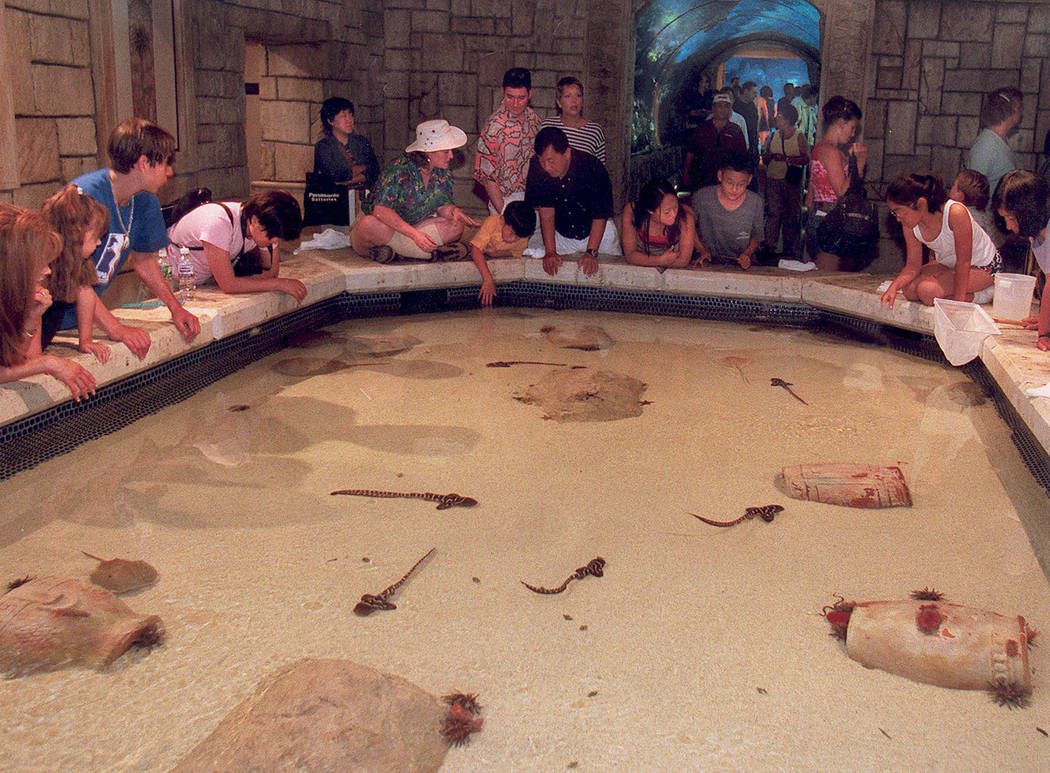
[682,89,747,191]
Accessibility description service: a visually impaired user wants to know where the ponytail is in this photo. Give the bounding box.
[886,172,947,212]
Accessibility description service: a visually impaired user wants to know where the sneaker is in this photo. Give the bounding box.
[368,245,395,263]
[431,241,470,262]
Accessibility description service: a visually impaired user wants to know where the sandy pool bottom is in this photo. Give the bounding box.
[1,308,1049,772]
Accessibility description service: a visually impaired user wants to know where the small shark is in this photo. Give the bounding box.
[771,377,808,405]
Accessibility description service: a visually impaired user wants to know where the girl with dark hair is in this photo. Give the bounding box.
[992,170,1050,350]
[0,205,95,399]
[881,172,998,308]
[806,96,868,270]
[620,178,694,269]
[166,191,307,301]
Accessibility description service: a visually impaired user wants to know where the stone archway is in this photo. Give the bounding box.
[628,0,875,196]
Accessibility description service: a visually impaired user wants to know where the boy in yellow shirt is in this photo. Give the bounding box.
[468,201,536,305]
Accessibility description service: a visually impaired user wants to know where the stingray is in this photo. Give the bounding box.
[540,325,613,351]
[947,381,987,406]
[271,356,354,377]
[81,552,159,593]
[720,355,751,383]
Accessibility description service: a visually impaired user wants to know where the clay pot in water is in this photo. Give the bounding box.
[777,463,912,508]
[0,576,163,677]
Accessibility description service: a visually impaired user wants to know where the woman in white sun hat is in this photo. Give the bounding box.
[351,119,479,262]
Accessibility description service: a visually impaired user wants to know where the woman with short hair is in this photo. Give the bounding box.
[539,77,606,164]
[166,191,306,300]
[313,97,379,189]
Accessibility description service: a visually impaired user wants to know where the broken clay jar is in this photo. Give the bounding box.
[840,599,1031,693]
[777,463,912,508]
[0,576,162,677]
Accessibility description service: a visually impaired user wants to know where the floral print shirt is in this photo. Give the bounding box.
[473,105,542,198]
[364,153,454,225]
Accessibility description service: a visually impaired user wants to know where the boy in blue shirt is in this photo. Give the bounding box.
[60,119,200,358]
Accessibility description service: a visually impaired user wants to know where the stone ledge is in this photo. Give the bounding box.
[2,246,1047,466]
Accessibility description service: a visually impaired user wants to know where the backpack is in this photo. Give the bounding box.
[161,188,213,228]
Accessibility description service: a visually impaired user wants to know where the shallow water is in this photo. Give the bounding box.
[2,309,1048,772]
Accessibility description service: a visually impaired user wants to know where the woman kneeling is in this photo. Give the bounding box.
[351,119,478,263]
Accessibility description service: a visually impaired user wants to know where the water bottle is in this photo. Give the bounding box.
[176,246,195,301]
[158,249,171,284]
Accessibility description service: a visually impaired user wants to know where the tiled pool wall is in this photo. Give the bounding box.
[3,278,1049,497]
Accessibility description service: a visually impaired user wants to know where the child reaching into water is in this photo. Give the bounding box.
[949,169,994,242]
[992,170,1050,350]
[467,200,536,306]
[40,185,111,362]
[621,177,695,270]
[881,173,999,308]
[0,204,96,400]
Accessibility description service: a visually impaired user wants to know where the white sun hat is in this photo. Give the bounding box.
[405,119,468,153]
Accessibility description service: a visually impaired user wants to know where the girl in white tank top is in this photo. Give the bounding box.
[880,173,999,308]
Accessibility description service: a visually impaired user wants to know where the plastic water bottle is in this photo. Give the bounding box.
[176,246,195,301]
[158,249,171,284]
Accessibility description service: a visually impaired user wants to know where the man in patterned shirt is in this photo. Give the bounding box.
[474,67,542,214]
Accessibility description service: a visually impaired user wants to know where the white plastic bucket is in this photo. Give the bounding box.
[992,272,1036,322]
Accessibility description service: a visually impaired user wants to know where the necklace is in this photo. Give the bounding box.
[109,175,135,238]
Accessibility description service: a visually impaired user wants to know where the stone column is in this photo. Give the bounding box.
[585,0,632,207]
[817,0,877,118]
[0,0,19,191]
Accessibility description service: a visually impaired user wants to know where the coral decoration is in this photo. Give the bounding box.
[442,692,483,715]
[910,587,945,601]
[916,605,943,635]
[440,701,484,746]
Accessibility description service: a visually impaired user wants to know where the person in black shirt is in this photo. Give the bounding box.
[523,127,619,275]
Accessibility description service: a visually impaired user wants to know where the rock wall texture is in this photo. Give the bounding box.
[0,0,1045,215]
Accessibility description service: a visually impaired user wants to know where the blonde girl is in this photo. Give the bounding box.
[41,184,111,361]
[0,204,95,399]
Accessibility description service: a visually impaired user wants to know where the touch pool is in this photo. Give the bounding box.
[1,307,1049,771]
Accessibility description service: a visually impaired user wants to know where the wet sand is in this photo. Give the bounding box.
[1,309,1048,772]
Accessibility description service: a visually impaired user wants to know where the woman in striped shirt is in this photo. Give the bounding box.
[539,76,606,164]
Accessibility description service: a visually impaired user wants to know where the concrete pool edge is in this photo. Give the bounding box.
[2,248,1048,471]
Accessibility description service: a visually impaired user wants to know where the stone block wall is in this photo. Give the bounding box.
[1,0,630,217]
[864,0,1049,193]
[190,0,378,200]
[2,0,97,207]
[380,0,594,214]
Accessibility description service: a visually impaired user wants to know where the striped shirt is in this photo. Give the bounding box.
[539,116,606,164]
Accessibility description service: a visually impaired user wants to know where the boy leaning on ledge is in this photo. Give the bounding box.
[55,118,201,359]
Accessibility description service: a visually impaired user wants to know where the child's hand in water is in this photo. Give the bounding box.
[80,340,110,363]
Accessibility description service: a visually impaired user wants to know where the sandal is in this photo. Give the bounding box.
[431,241,470,262]
[368,245,395,263]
